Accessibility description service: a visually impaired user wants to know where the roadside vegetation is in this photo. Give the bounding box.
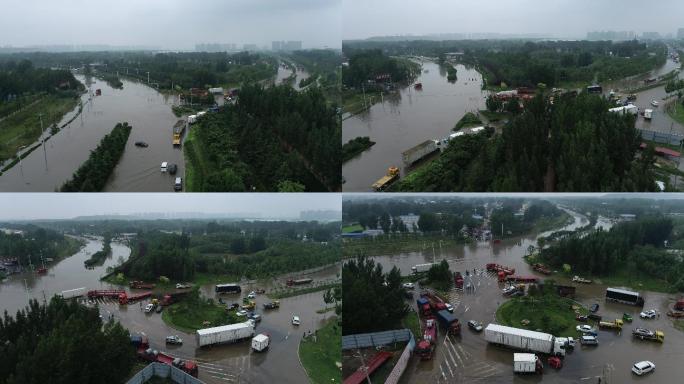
[454,112,482,130]
[0,297,134,384]
[342,136,375,163]
[60,122,132,191]
[184,84,340,192]
[99,73,123,89]
[299,318,341,384]
[0,225,84,267]
[424,260,453,291]
[342,256,409,335]
[496,282,588,337]
[162,288,240,332]
[539,216,684,292]
[394,93,659,192]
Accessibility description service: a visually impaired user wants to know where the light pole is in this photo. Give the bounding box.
[38,113,47,169]
[17,145,27,178]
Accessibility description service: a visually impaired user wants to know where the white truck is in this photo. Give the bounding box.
[484,324,567,356]
[402,140,439,167]
[609,104,638,115]
[187,115,198,124]
[644,109,653,120]
[251,333,270,352]
[514,353,540,374]
[196,321,255,347]
[412,263,440,274]
[59,287,86,299]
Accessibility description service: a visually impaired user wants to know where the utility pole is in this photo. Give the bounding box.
[38,113,47,169]
[24,279,30,304]
[147,72,150,84]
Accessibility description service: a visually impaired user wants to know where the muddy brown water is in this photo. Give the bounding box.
[342,60,488,192]
[355,210,684,383]
[0,75,185,192]
[0,236,340,384]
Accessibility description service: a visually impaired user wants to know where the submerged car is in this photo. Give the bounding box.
[640,309,657,319]
[236,310,248,317]
[165,335,183,345]
[576,315,588,322]
[632,361,655,376]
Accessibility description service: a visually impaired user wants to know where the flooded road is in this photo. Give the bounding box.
[0,235,339,384]
[0,75,185,192]
[363,210,684,383]
[342,60,487,191]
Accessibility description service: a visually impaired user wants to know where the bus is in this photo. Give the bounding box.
[605,287,644,306]
[587,85,603,94]
[215,284,241,294]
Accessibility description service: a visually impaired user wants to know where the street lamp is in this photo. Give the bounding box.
[17,145,27,179]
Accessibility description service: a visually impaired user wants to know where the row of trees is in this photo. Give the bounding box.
[396,93,658,191]
[342,136,375,163]
[342,256,408,335]
[0,225,78,266]
[0,298,134,384]
[189,84,340,191]
[0,59,81,103]
[540,216,684,290]
[60,122,132,192]
[342,49,420,87]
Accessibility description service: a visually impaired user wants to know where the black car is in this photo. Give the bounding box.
[134,141,148,147]
[168,163,178,175]
[590,303,599,313]
[587,313,602,321]
[576,315,588,322]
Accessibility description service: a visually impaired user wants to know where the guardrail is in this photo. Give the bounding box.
[126,362,205,384]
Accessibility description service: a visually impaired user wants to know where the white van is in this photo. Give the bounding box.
[174,177,182,191]
[161,162,168,172]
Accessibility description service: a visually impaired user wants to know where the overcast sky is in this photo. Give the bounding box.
[0,0,341,49]
[343,0,684,40]
[0,193,341,220]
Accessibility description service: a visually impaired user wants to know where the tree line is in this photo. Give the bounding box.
[342,136,375,163]
[188,84,340,191]
[342,49,420,88]
[342,256,408,335]
[84,233,112,268]
[0,297,134,384]
[0,59,82,103]
[540,216,684,291]
[0,225,79,267]
[60,122,132,192]
[395,93,658,191]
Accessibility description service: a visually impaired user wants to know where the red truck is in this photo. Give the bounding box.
[416,297,432,317]
[454,272,464,289]
[486,263,515,275]
[532,264,552,275]
[161,291,189,306]
[131,335,198,377]
[421,291,450,313]
[416,319,437,360]
[118,291,152,305]
[286,278,313,286]
[87,290,125,299]
[675,299,684,311]
[436,310,461,335]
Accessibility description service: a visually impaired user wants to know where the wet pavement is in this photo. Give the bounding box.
[342,60,488,191]
[0,236,340,384]
[0,75,185,192]
[362,210,684,383]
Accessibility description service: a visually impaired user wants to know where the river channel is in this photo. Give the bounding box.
[364,209,684,383]
[0,235,339,384]
[0,75,185,192]
[342,60,488,192]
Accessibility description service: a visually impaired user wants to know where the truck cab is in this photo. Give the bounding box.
[552,339,567,356]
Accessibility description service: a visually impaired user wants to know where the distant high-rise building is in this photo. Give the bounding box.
[586,30,636,41]
[271,40,302,52]
[243,44,258,51]
[678,28,684,39]
[641,32,662,40]
[195,43,238,52]
[272,41,282,51]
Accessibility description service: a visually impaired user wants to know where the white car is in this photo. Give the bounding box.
[576,325,595,334]
[632,361,655,376]
[248,291,256,299]
[502,286,516,295]
[640,309,657,319]
[161,161,168,172]
[402,282,415,290]
[445,303,454,313]
[292,315,301,326]
[144,304,155,313]
[236,310,248,317]
[165,335,183,345]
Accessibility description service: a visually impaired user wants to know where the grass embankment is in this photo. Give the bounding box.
[667,102,684,126]
[342,137,375,163]
[402,310,421,340]
[496,294,588,337]
[342,234,466,258]
[342,224,364,233]
[182,127,206,192]
[162,296,239,333]
[299,317,341,384]
[533,211,573,233]
[172,105,204,117]
[84,238,112,267]
[269,283,340,299]
[342,90,382,117]
[478,110,510,123]
[454,112,482,130]
[674,320,684,333]
[0,94,78,164]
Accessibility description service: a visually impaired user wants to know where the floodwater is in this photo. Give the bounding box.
[0,75,185,192]
[274,64,311,91]
[342,60,488,191]
[0,236,340,384]
[359,209,684,383]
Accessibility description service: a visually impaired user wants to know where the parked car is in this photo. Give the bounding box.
[144,303,155,313]
[248,291,256,299]
[156,305,163,313]
[502,286,516,295]
[576,325,597,335]
[134,141,148,147]
[161,162,168,172]
[467,320,483,332]
[292,315,300,326]
[236,310,248,317]
[165,335,183,345]
[168,163,178,175]
[580,335,598,346]
[640,310,657,319]
[229,303,240,310]
[174,177,183,191]
[587,313,602,321]
[576,315,588,322]
[402,282,415,290]
[248,312,262,322]
[590,303,599,313]
[632,361,655,376]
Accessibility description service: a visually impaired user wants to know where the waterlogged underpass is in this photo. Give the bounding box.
[0,236,339,384]
[367,210,684,383]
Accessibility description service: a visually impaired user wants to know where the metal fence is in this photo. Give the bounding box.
[638,128,684,146]
[383,332,416,384]
[342,329,413,350]
[126,363,205,384]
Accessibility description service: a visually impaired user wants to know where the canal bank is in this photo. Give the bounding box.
[0,75,185,192]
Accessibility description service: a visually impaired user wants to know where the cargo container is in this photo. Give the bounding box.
[196,321,255,347]
[412,263,439,274]
[514,353,542,374]
[251,333,270,352]
[484,324,566,356]
[605,287,644,306]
